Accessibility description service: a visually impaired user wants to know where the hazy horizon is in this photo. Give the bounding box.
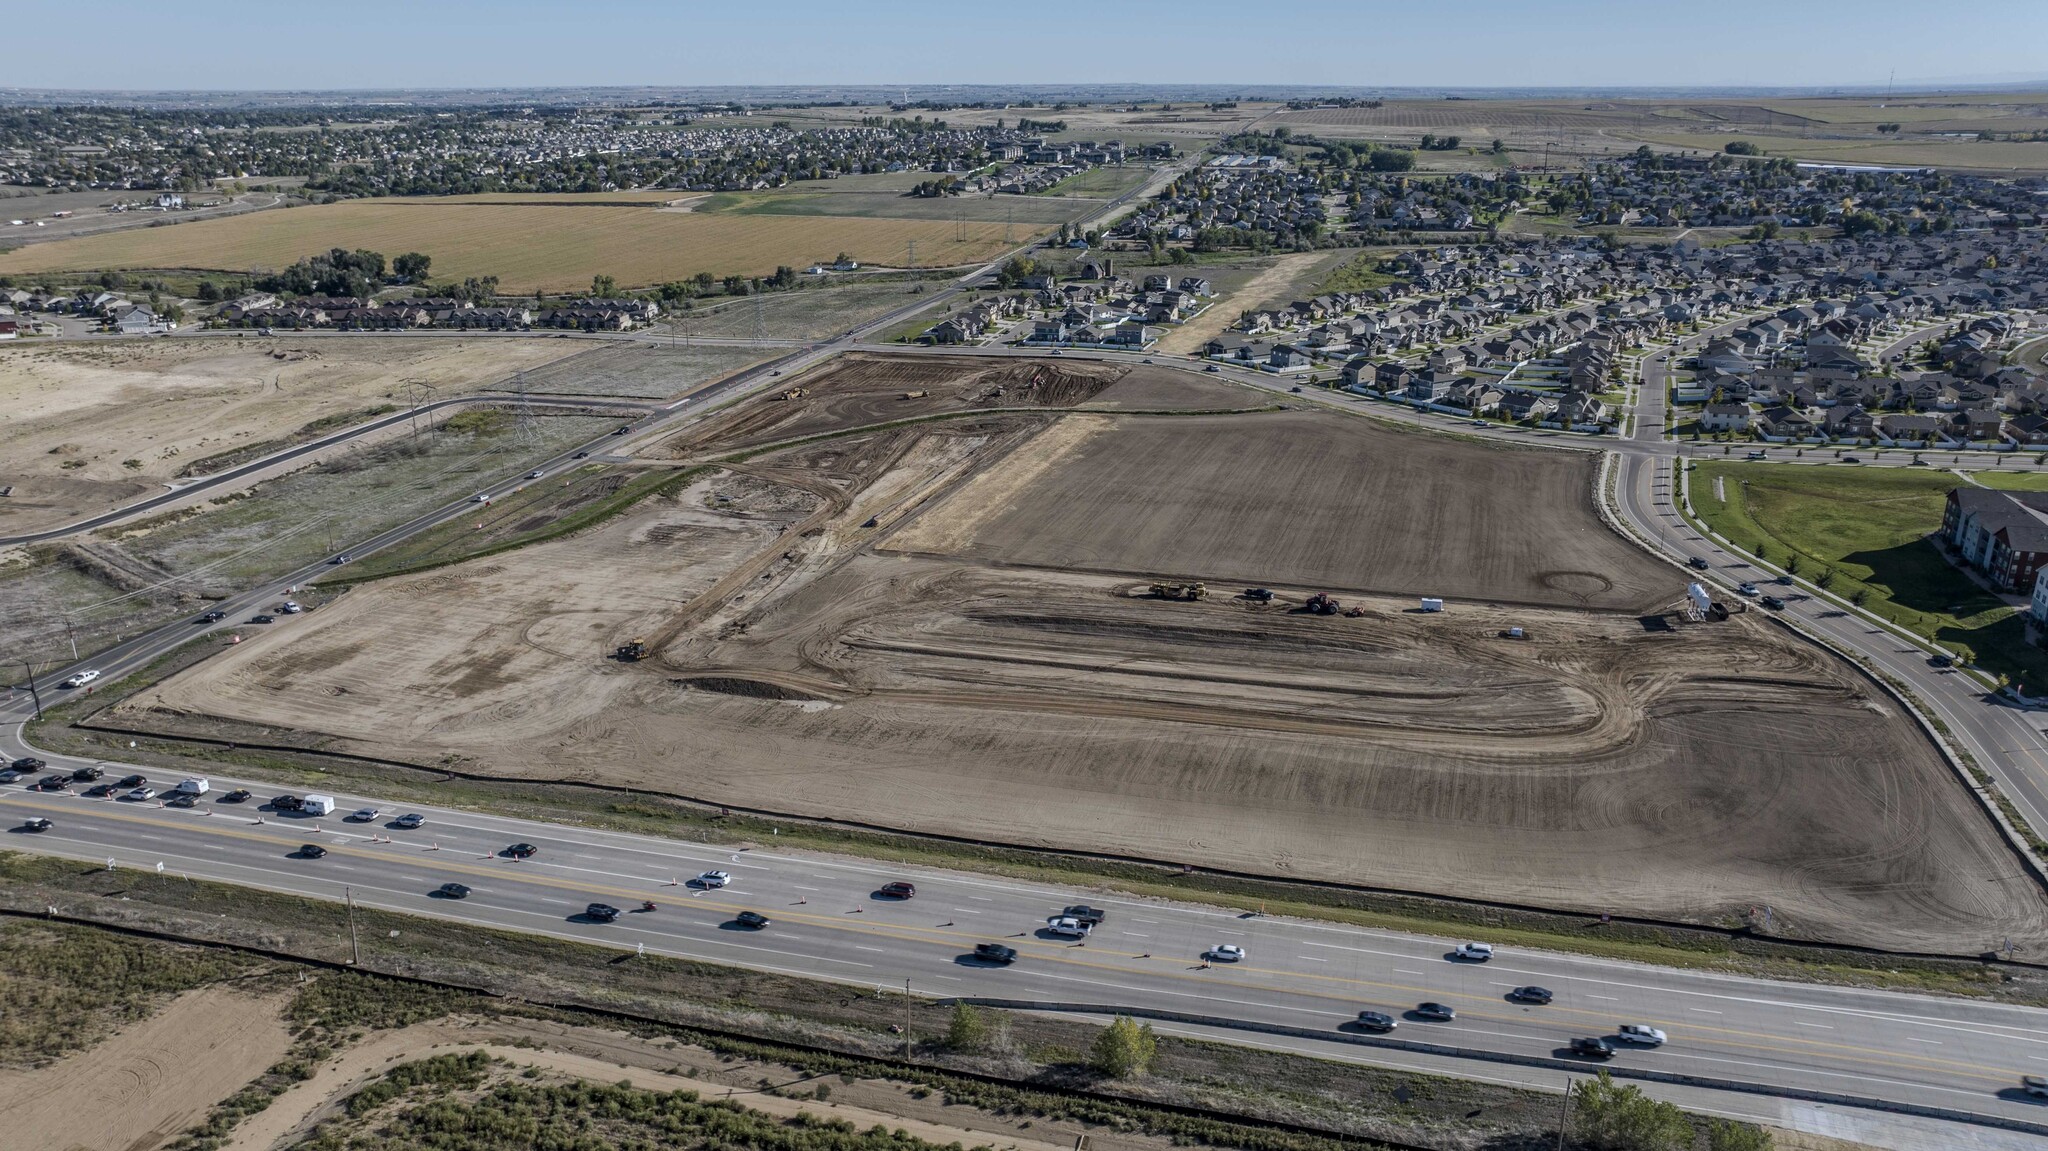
[10,0,2045,93]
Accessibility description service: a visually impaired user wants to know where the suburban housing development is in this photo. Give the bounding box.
[10,22,2048,1149]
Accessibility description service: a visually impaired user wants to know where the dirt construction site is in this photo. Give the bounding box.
[120,351,2048,955]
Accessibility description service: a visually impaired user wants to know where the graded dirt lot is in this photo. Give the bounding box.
[0,986,291,1151]
[892,410,1670,611]
[0,335,575,535]
[120,352,2048,954]
[656,354,1266,461]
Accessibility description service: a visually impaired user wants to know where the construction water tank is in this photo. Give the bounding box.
[1421,598,1445,613]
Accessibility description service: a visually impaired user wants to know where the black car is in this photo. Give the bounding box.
[118,774,146,789]
[1508,986,1554,1005]
[1062,904,1107,925]
[1414,1002,1457,1021]
[249,614,276,624]
[585,902,621,922]
[973,942,1018,964]
[437,882,471,899]
[10,756,46,771]
[21,817,51,833]
[1570,1037,1616,1060]
[71,765,104,782]
[166,793,197,808]
[1687,556,1710,570]
[38,774,69,790]
[1928,654,1954,668]
[1759,595,1786,610]
[1355,1010,1398,1032]
[506,842,538,858]
[299,844,328,858]
[735,910,771,930]
[221,789,253,803]
[84,783,118,797]
[198,610,227,623]
[878,881,916,899]
[272,794,305,812]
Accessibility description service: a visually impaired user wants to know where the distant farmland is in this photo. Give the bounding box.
[0,199,1026,292]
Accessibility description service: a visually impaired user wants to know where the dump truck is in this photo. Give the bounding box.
[1305,593,1339,615]
[1150,582,1208,601]
[901,390,929,399]
[615,638,648,661]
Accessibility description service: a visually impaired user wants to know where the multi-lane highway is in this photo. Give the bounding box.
[4,731,2048,1145]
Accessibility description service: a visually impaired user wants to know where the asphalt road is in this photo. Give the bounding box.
[4,733,2048,1142]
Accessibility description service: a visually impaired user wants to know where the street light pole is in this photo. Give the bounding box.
[345,886,361,966]
[904,978,913,1060]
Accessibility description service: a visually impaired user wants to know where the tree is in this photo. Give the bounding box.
[1088,1017,1157,1078]
[1753,541,1767,561]
[393,251,432,283]
[1816,566,1835,590]
[196,280,223,302]
[1786,554,1802,576]
[1723,140,1761,156]
[946,1002,989,1051]
[1850,588,1868,607]
[591,274,619,298]
[1571,1070,1693,1150]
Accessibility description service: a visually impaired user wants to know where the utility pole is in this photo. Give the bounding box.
[345,886,361,966]
[20,662,43,720]
[903,978,913,1060]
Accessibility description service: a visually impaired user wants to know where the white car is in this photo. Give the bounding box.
[61,670,102,689]
[349,807,380,822]
[695,870,732,889]
[126,786,157,801]
[1617,1024,1668,1046]
[279,601,303,614]
[527,470,545,479]
[1204,943,1246,963]
[471,493,489,503]
[1452,942,1494,962]
[1045,916,1091,938]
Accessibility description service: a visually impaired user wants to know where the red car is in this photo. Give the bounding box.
[878,881,916,899]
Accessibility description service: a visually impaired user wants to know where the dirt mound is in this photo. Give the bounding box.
[660,350,1126,456]
[672,675,820,701]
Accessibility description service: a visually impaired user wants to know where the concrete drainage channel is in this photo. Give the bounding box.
[951,999,2048,1140]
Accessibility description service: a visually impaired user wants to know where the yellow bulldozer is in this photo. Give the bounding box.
[615,638,648,661]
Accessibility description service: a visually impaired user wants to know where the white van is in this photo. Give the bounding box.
[302,793,336,816]
[174,778,210,796]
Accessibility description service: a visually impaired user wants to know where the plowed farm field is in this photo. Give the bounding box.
[0,200,1022,292]
[120,352,2048,954]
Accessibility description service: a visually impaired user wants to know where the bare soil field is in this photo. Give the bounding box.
[891,410,1669,611]
[0,335,575,535]
[121,355,2045,953]
[655,351,1131,455]
[0,986,291,1151]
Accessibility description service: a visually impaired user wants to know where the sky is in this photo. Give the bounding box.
[11,0,2047,92]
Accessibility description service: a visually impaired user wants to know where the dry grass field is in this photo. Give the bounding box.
[0,199,1023,291]
[0,335,576,535]
[119,353,2047,955]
